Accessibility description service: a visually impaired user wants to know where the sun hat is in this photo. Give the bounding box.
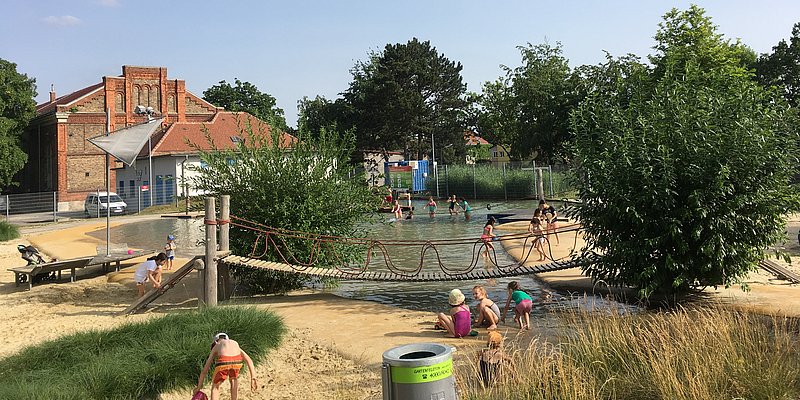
[448,289,465,306]
[167,235,175,240]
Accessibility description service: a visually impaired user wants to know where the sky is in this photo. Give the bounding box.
[2,1,800,128]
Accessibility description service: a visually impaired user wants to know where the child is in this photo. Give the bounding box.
[527,212,547,261]
[478,331,514,388]
[133,253,167,298]
[164,234,176,270]
[391,200,403,219]
[472,285,501,330]
[481,217,498,261]
[448,195,459,215]
[427,197,437,218]
[194,333,258,400]
[539,200,559,244]
[436,289,472,338]
[405,208,414,220]
[501,281,532,330]
[460,197,473,221]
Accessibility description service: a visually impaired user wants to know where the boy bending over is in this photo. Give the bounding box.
[194,333,257,400]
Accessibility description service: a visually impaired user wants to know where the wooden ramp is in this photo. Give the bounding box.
[219,254,596,282]
[122,256,201,315]
[759,258,800,284]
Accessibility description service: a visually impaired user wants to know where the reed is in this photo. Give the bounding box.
[0,220,19,241]
[460,306,800,399]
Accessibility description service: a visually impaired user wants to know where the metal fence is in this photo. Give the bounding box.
[2,181,178,223]
[426,162,576,200]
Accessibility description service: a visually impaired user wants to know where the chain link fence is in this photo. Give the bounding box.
[427,162,577,200]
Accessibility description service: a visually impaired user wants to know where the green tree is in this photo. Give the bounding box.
[756,22,800,107]
[203,79,288,131]
[477,42,581,163]
[297,95,354,138]
[190,116,379,293]
[571,6,800,297]
[344,38,469,164]
[0,59,36,189]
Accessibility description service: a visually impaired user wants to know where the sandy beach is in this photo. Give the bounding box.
[1,215,799,399]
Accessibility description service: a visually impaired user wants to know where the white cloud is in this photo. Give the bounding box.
[42,15,82,26]
[94,0,121,6]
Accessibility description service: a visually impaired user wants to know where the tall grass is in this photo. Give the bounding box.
[0,307,285,400]
[432,164,577,199]
[460,306,800,399]
[0,220,19,241]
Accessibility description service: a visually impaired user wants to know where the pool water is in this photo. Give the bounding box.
[95,200,633,314]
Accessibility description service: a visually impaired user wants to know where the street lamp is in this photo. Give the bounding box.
[134,105,157,207]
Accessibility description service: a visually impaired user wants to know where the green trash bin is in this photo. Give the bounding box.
[382,342,457,400]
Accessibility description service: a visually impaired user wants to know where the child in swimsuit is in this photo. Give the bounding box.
[472,285,500,329]
[481,217,497,261]
[164,235,176,270]
[460,197,473,221]
[501,281,533,330]
[478,331,514,388]
[195,333,258,400]
[436,289,472,338]
[391,200,403,219]
[527,211,547,261]
[448,195,459,215]
[427,197,437,218]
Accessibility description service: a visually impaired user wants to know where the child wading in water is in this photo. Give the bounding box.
[427,197,437,218]
[391,200,403,219]
[472,285,500,330]
[195,333,258,400]
[436,289,473,338]
[478,331,514,388]
[164,234,176,270]
[501,281,533,330]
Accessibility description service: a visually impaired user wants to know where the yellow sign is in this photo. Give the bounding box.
[390,359,452,384]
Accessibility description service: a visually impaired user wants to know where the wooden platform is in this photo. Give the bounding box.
[219,254,596,282]
[759,258,800,284]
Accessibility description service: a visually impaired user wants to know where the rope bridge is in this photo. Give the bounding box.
[219,215,596,282]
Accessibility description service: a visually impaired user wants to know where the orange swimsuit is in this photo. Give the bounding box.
[212,354,244,384]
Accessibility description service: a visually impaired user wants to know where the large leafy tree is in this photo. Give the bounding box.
[203,79,288,131]
[0,59,36,190]
[191,120,379,293]
[571,6,799,297]
[343,38,469,164]
[755,22,800,107]
[477,42,581,163]
[297,95,355,138]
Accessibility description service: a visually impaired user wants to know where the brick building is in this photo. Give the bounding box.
[20,65,286,211]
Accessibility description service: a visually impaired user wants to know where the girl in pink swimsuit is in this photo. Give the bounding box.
[436,289,473,338]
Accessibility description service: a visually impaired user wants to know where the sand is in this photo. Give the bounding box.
[1,215,799,399]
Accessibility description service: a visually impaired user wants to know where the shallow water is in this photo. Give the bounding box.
[95,200,634,314]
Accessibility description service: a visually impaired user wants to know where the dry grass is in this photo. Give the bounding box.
[459,305,800,400]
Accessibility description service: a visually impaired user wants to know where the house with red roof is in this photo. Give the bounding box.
[20,65,294,211]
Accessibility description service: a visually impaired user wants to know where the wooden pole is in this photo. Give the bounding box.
[218,195,231,301]
[536,169,545,200]
[204,197,217,307]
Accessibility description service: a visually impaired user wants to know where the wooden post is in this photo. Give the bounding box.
[204,197,217,307]
[218,195,231,301]
[536,169,545,200]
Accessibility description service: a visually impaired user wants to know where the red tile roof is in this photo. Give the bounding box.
[151,112,296,155]
[36,83,104,115]
[465,134,491,146]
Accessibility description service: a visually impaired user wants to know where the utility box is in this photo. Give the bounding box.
[384,160,429,192]
[382,342,457,400]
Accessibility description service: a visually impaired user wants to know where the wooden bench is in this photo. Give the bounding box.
[89,250,154,272]
[8,257,94,290]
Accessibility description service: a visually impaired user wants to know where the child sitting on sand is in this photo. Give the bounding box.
[501,281,533,330]
[436,289,473,338]
[472,285,500,330]
[195,333,258,400]
[478,331,515,388]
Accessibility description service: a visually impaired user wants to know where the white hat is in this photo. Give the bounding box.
[448,289,465,306]
[213,332,228,342]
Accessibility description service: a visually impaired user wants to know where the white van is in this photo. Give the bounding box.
[84,192,127,217]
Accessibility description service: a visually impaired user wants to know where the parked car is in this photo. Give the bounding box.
[84,192,127,217]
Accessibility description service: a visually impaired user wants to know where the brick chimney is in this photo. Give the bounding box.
[49,84,56,103]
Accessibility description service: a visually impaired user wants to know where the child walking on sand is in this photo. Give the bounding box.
[164,235,176,270]
[478,331,514,388]
[195,333,258,400]
[527,212,547,261]
[501,281,533,330]
[436,289,473,338]
[472,285,501,330]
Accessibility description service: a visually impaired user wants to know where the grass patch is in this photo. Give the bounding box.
[431,165,577,199]
[0,220,20,241]
[460,306,800,399]
[0,306,284,400]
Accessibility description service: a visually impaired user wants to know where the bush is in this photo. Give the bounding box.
[0,306,285,400]
[459,306,800,400]
[429,164,575,199]
[191,116,380,293]
[0,220,19,241]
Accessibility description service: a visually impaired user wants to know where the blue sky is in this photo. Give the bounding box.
[3,1,799,128]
